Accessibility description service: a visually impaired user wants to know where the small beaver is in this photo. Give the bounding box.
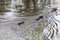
[51,8,57,12]
[18,22,24,25]
[35,16,43,21]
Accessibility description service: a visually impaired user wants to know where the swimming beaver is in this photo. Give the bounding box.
[18,22,24,25]
[35,16,43,21]
[51,8,57,12]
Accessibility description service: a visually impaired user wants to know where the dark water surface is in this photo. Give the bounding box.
[0,0,45,18]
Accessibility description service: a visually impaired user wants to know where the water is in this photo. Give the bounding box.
[0,0,60,40]
[1,0,53,18]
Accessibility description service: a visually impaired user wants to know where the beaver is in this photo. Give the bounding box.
[35,16,43,21]
[51,8,57,12]
[18,22,24,25]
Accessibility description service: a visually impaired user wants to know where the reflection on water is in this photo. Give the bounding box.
[4,12,15,19]
[0,0,51,19]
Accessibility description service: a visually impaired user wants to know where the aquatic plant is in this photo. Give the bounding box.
[29,23,44,40]
[1,35,5,40]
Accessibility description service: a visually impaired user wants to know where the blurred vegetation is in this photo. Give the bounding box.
[0,0,52,16]
[29,24,44,40]
[0,0,5,12]
[0,0,11,12]
[23,0,38,12]
[24,0,30,10]
[20,0,51,14]
[1,35,5,40]
[29,27,33,40]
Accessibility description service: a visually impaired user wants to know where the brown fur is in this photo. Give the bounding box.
[18,22,24,25]
[35,16,43,21]
[51,8,57,12]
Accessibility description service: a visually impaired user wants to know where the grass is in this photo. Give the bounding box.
[1,35,11,40]
[29,23,44,40]
[1,35,5,40]
[29,27,33,40]
[34,32,40,40]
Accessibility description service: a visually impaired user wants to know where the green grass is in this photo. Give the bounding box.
[29,27,33,40]
[1,35,11,40]
[1,35,5,40]
[29,23,44,40]
[34,33,40,40]
[34,24,43,40]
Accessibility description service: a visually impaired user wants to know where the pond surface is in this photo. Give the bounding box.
[0,0,60,40]
[0,0,46,19]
